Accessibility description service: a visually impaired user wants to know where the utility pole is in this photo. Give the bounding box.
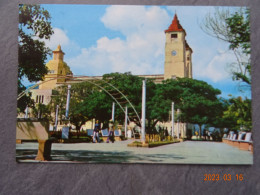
[54,105,59,131]
[141,80,146,144]
[65,85,71,119]
[172,102,174,137]
[124,106,128,138]
[177,108,180,139]
[112,102,115,122]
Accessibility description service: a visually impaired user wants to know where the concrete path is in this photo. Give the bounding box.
[16,140,253,164]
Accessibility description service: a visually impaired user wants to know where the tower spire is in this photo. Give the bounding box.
[53,44,65,60]
[165,14,186,35]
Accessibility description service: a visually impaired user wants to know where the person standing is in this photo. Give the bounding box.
[106,120,115,143]
[93,120,101,143]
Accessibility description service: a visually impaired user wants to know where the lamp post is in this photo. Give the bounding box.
[65,85,71,119]
[54,105,59,131]
[177,108,180,139]
[171,102,174,137]
[112,102,115,122]
[124,106,128,138]
[141,80,146,144]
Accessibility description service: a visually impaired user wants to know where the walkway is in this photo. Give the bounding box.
[16,140,253,164]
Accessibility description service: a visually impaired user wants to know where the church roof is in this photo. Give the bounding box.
[165,14,186,34]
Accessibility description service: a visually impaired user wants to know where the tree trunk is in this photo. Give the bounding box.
[76,125,80,139]
[199,125,202,139]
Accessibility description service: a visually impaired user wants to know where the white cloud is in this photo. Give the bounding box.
[195,51,236,82]
[101,6,170,36]
[44,28,70,50]
[67,5,169,76]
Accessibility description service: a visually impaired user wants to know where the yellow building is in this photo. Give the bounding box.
[164,14,192,79]
[30,45,72,105]
[40,44,72,90]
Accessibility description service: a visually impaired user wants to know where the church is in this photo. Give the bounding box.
[30,14,193,137]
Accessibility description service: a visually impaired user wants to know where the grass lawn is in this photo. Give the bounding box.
[127,140,180,148]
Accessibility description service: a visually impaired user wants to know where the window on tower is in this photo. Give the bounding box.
[171,34,178,38]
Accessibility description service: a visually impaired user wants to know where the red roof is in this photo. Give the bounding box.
[165,14,186,34]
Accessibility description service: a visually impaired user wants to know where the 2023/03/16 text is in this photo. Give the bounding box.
[204,174,244,181]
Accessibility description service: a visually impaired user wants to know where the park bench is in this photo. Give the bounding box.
[114,129,122,141]
[101,129,109,142]
[223,131,234,142]
[227,133,237,146]
[238,133,253,152]
[231,132,246,148]
[100,129,122,142]
[87,129,94,136]
[222,131,253,153]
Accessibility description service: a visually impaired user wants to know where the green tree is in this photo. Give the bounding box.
[102,72,168,133]
[164,78,223,138]
[50,82,95,129]
[18,4,53,111]
[49,73,224,139]
[102,72,144,126]
[32,103,52,120]
[222,96,252,131]
[201,8,251,86]
[226,9,251,85]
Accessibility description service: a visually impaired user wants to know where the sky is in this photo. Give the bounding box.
[26,4,251,99]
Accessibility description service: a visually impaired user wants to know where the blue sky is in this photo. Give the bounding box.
[31,4,250,99]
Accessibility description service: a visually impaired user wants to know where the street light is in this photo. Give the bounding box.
[112,102,115,122]
[124,106,128,138]
[54,105,59,131]
[141,80,146,144]
[177,108,180,139]
[65,85,71,119]
[171,102,174,137]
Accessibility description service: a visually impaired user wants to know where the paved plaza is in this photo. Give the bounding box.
[16,140,253,164]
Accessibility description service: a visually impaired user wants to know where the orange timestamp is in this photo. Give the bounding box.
[204,174,244,181]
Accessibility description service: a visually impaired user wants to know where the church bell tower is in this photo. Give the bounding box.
[39,45,72,90]
[164,14,192,80]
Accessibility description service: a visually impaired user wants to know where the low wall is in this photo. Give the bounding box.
[222,139,253,153]
[16,119,51,161]
[16,119,49,141]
